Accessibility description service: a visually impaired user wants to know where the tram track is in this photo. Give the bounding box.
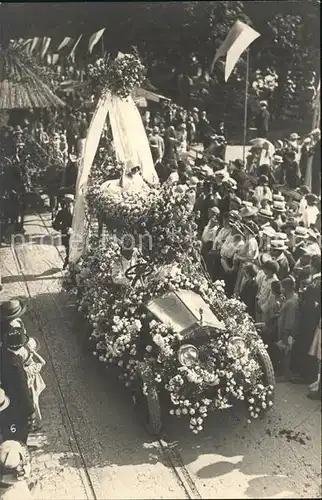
[10,207,203,499]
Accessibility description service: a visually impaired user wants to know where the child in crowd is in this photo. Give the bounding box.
[239,263,258,319]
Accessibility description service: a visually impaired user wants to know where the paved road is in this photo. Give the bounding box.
[0,211,320,499]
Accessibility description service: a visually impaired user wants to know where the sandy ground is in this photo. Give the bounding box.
[0,210,320,499]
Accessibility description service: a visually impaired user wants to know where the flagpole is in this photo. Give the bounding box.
[243,48,250,166]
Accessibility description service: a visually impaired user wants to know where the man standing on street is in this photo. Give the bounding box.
[52,194,74,270]
[256,100,270,138]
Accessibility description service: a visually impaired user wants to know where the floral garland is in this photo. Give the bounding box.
[87,53,146,99]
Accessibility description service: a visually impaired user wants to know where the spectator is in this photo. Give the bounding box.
[254,175,273,204]
[283,150,301,189]
[256,259,279,321]
[52,194,74,270]
[307,318,321,399]
[292,254,321,383]
[301,193,319,228]
[239,263,258,319]
[255,100,270,138]
[276,276,299,378]
[0,301,35,444]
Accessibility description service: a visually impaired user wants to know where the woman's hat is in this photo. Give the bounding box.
[270,239,288,251]
[0,299,27,322]
[290,132,300,140]
[0,389,10,413]
[225,177,237,190]
[259,174,269,185]
[292,226,309,239]
[3,319,29,351]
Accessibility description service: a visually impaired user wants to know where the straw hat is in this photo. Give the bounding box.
[273,193,285,202]
[292,226,309,239]
[0,299,27,322]
[258,208,273,219]
[274,232,288,241]
[272,201,286,212]
[0,389,10,413]
[290,132,300,140]
[260,225,276,237]
[64,194,75,202]
[272,155,283,164]
[270,239,288,251]
[240,205,257,219]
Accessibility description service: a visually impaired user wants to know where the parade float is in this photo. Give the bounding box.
[69,52,275,436]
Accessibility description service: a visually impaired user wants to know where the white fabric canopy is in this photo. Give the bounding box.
[69,91,159,263]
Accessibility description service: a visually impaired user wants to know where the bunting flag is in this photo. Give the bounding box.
[211,20,260,81]
[52,53,60,65]
[68,34,82,62]
[30,37,40,55]
[57,36,73,51]
[41,37,51,59]
[88,28,105,54]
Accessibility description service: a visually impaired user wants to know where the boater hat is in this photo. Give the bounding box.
[0,389,10,413]
[270,239,288,251]
[0,299,27,322]
[292,226,309,239]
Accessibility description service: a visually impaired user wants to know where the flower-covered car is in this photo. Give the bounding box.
[70,168,275,436]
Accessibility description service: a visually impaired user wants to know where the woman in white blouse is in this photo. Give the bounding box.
[220,223,246,296]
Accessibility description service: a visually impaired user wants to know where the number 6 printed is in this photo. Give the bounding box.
[10,424,16,433]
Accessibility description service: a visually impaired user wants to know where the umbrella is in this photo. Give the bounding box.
[0,46,65,109]
[249,138,275,156]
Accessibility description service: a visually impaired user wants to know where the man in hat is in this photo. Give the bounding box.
[52,194,74,270]
[311,128,321,196]
[255,101,270,138]
[0,301,34,444]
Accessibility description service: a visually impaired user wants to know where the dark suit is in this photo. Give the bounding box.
[0,348,34,443]
[256,108,270,138]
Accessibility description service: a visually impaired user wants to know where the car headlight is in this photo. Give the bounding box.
[228,336,246,357]
[178,344,199,367]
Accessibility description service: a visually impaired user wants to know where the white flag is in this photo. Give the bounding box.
[30,37,40,55]
[68,35,82,62]
[211,21,260,81]
[88,28,105,54]
[41,37,51,59]
[52,53,60,65]
[57,37,73,51]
